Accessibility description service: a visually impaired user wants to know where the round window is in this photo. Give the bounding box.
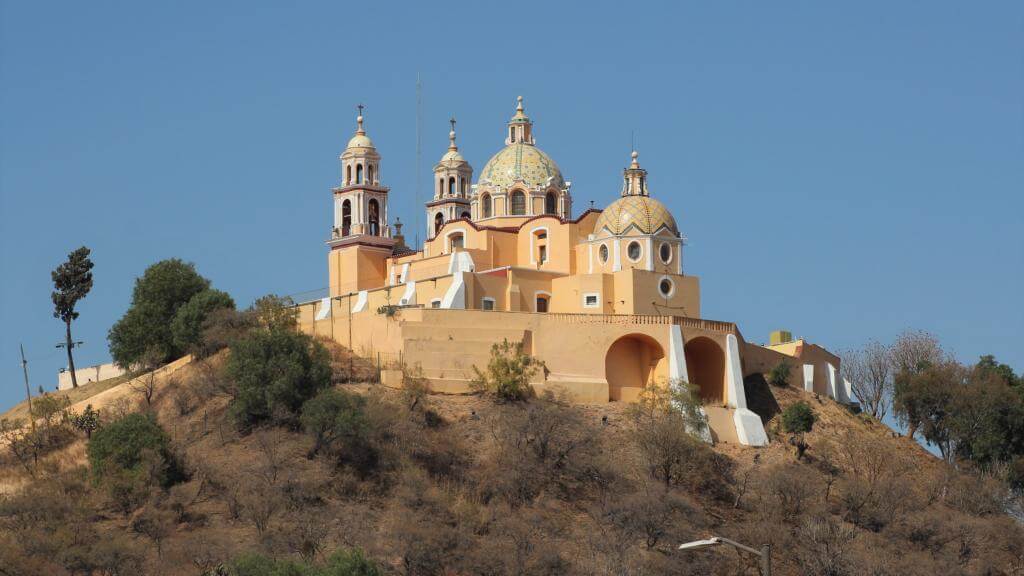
[659,278,674,298]
[659,242,672,264]
[598,244,609,263]
[627,241,642,262]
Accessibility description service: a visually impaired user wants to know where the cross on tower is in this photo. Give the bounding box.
[357,103,364,116]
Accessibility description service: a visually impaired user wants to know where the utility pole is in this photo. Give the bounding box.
[19,343,36,433]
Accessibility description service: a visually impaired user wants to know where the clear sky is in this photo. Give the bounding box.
[1,1,1021,412]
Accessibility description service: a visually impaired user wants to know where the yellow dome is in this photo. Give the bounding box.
[478,143,564,190]
[595,195,678,236]
[346,133,374,149]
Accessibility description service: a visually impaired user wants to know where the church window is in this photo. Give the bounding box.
[538,245,547,264]
[341,199,351,236]
[431,299,441,308]
[439,178,444,196]
[368,165,375,184]
[356,164,363,184]
[481,194,492,218]
[509,127,516,143]
[598,244,609,263]
[583,293,599,308]
[658,277,675,298]
[460,177,467,195]
[481,297,495,311]
[510,191,526,215]
[448,177,456,196]
[346,165,352,185]
[368,199,380,236]
[461,211,470,220]
[434,212,444,236]
[627,241,642,262]
[659,242,672,264]
[544,192,557,215]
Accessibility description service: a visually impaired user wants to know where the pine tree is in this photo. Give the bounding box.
[52,246,94,388]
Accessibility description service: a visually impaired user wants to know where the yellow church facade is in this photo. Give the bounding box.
[297,98,851,446]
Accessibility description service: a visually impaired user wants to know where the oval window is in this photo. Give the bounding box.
[659,278,674,298]
[659,242,672,264]
[627,241,642,262]
[599,244,609,263]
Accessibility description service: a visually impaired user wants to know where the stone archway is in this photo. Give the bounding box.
[684,337,726,404]
[605,334,666,402]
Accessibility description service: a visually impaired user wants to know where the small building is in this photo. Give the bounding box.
[298,97,850,447]
[58,362,124,391]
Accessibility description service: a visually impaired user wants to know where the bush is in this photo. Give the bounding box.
[229,548,381,576]
[108,259,213,367]
[227,328,331,429]
[87,413,184,488]
[301,389,376,471]
[251,294,298,332]
[782,402,817,434]
[471,339,540,401]
[769,359,791,387]
[170,288,236,356]
[200,308,258,357]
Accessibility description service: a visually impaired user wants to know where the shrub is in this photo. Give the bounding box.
[782,402,817,434]
[228,548,381,576]
[301,389,374,466]
[251,294,298,332]
[170,288,236,356]
[200,308,258,357]
[227,328,332,429]
[71,404,101,438]
[471,339,540,401]
[108,258,212,367]
[769,359,791,387]
[87,413,184,489]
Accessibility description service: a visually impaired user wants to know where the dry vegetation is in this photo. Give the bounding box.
[1,339,1022,576]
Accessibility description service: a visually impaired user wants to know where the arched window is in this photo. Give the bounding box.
[448,177,456,196]
[481,194,492,218]
[367,164,375,185]
[368,199,380,236]
[341,199,351,236]
[461,211,470,220]
[510,191,526,215]
[449,233,464,251]
[544,192,557,215]
[356,164,363,184]
[535,294,549,313]
[460,178,467,195]
[345,165,352,185]
[434,212,444,236]
[438,178,444,197]
[509,127,516,143]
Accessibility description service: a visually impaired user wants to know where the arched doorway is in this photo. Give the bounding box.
[605,334,666,402]
[684,337,726,404]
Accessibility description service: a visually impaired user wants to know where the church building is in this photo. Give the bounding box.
[300,97,851,446]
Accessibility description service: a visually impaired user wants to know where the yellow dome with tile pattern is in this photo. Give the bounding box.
[595,195,678,236]
[478,143,565,190]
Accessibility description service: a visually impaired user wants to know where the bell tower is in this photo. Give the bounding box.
[327,105,395,296]
[426,117,473,238]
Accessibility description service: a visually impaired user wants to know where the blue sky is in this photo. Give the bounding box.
[1,1,1021,412]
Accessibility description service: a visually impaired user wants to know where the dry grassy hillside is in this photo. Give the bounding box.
[0,339,1021,576]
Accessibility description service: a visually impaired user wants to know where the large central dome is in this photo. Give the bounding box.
[478,143,565,190]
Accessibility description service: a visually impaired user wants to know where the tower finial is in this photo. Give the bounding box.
[630,150,640,168]
[356,103,365,134]
[516,95,523,112]
[449,116,457,150]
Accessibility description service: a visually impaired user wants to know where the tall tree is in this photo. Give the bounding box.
[843,340,893,420]
[51,247,94,388]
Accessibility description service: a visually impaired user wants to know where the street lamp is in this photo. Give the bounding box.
[678,536,771,576]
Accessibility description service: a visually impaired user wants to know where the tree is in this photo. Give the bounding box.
[87,413,184,489]
[894,360,963,461]
[843,340,893,420]
[300,388,371,459]
[782,401,817,460]
[251,294,298,331]
[108,259,211,368]
[891,330,947,440]
[471,339,541,401]
[226,328,331,429]
[975,354,1021,388]
[51,246,94,388]
[170,288,235,355]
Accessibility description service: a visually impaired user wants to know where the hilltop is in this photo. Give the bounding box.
[0,338,1021,576]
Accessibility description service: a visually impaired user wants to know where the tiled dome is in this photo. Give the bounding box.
[595,195,678,236]
[478,143,564,190]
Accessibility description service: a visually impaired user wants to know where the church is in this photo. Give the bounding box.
[297,97,851,446]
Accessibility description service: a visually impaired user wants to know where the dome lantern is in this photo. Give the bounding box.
[505,96,534,145]
[621,150,648,197]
